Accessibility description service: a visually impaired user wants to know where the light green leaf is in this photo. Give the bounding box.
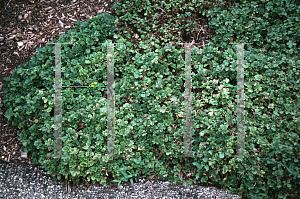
[219,153,224,159]
[160,108,166,113]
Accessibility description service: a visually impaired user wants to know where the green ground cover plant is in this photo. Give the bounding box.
[1,0,299,198]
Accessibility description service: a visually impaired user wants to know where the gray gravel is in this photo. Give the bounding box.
[0,161,243,198]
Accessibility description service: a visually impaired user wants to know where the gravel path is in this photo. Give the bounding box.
[0,161,243,198]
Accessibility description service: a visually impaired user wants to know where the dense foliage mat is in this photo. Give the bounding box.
[1,0,300,198]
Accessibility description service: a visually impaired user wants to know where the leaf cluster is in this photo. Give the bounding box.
[1,0,300,198]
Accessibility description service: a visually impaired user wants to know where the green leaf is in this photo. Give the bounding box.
[159,108,166,113]
[204,165,209,171]
[192,162,203,170]
[219,153,224,159]
[249,174,253,181]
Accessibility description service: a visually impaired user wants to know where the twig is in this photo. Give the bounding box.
[0,136,17,144]
[25,34,29,50]
[4,0,12,10]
